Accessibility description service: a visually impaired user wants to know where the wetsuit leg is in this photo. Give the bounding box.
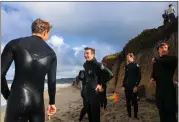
[4,98,29,122]
[100,92,104,109]
[163,91,177,122]
[100,88,107,109]
[156,94,166,122]
[125,91,132,117]
[29,113,45,122]
[103,88,107,109]
[87,103,92,122]
[4,110,28,122]
[132,93,138,118]
[90,98,100,122]
[79,95,87,121]
[156,90,177,122]
[79,107,87,121]
[29,105,45,122]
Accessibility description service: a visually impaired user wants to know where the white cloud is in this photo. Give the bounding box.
[2,2,177,45]
[48,35,64,47]
[73,45,86,57]
[46,35,115,78]
[1,2,177,79]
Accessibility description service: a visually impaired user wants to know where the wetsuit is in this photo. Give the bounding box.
[83,58,113,122]
[100,83,107,110]
[100,66,113,110]
[122,62,141,118]
[151,55,177,122]
[76,70,87,121]
[1,35,57,122]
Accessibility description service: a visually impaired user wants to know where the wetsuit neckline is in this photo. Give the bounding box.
[86,57,97,63]
[127,61,135,65]
[31,35,44,41]
[159,54,168,57]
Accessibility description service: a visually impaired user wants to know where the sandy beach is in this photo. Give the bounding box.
[1,86,161,122]
[45,86,161,122]
[1,86,81,122]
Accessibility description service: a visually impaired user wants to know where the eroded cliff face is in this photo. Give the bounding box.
[103,18,178,100]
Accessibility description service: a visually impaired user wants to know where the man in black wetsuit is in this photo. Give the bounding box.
[100,82,107,112]
[76,70,87,121]
[100,63,108,112]
[83,47,113,122]
[150,42,177,122]
[121,53,141,120]
[1,18,57,122]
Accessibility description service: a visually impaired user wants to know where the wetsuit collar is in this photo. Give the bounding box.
[87,57,97,63]
[127,61,135,65]
[159,54,168,57]
[32,35,43,40]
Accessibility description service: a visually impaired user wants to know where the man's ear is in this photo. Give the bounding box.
[43,30,47,36]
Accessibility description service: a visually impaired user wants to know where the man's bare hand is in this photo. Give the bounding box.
[96,84,104,92]
[47,104,56,116]
[133,86,137,93]
[152,58,155,63]
[150,78,156,87]
[121,87,125,91]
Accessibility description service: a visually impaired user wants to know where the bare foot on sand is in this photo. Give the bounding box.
[101,108,105,113]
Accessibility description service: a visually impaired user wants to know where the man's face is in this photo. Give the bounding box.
[126,54,134,63]
[84,49,94,61]
[158,44,169,56]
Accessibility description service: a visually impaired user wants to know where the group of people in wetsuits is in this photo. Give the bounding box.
[75,42,178,122]
[121,42,178,122]
[1,18,178,122]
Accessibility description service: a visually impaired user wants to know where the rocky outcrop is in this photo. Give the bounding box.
[103,17,178,101]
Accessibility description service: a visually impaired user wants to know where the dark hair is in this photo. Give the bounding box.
[31,18,52,33]
[157,42,170,51]
[84,47,95,55]
[169,4,172,7]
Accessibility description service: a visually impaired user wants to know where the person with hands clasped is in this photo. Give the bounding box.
[121,53,141,120]
[83,47,113,122]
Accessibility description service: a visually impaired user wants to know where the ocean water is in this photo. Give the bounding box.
[1,83,71,106]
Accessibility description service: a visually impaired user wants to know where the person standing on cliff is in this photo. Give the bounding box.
[162,9,169,25]
[121,53,141,120]
[83,47,113,122]
[167,4,176,22]
[150,42,177,122]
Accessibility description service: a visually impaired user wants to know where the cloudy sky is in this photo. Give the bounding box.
[1,1,177,80]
